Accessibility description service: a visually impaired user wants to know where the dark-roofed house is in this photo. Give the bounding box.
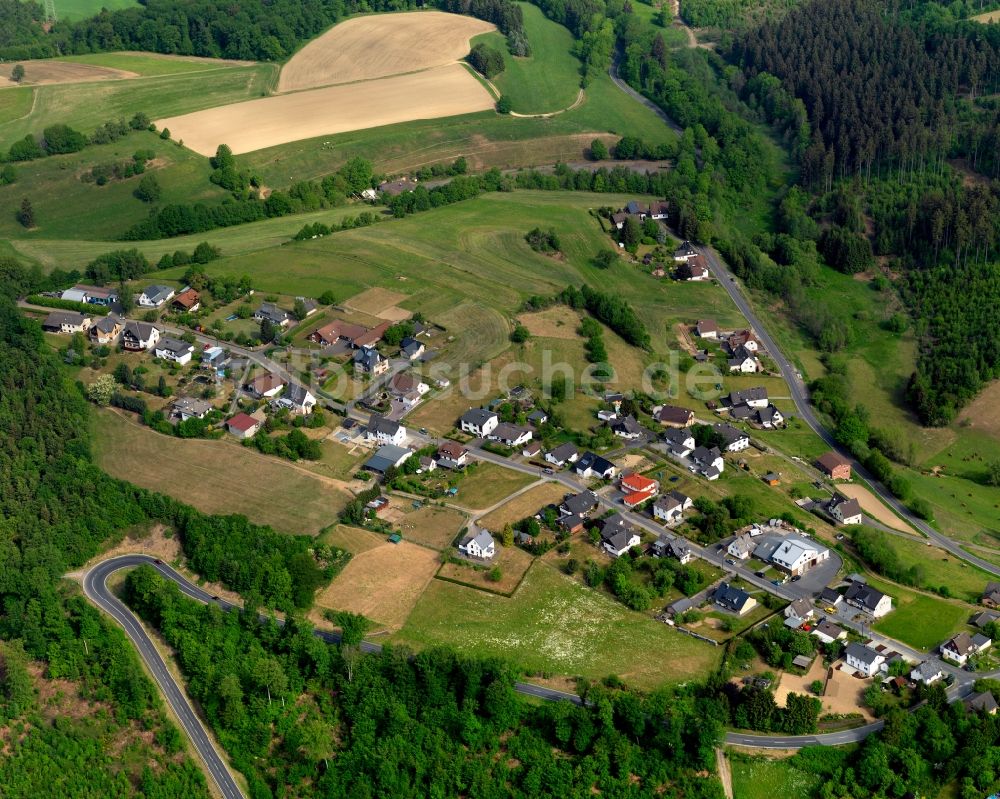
[756,405,784,428]
[910,660,944,686]
[715,423,750,452]
[983,582,1000,609]
[653,491,692,524]
[652,534,693,564]
[488,423,532,447]
[654,404,694,428]
[354,346,388,376]
[674,241,698,261]
[138,285,175,307]
[941,632,992,666]
[574,452,616,480]
[818,586,842,607]
[295,296,319,316]
[785,598,815,622]
[663,427,695,457]
[121,321,160,351]
[364,444,412,474]
[226,412,261,439]
[727,345,760,373]
[689,445,723,479]
[727,387,769,409]
[89,314,122,344]
[172,396,214,421]
[828,494,863,526]
[545,442,580,468]
[845,642,885,677]
[964,691,999,715]
[600,514,641,558]
[400,336,424,360]
[972,610,1000,628]
[460,408,499,437]
[43,310,92,334]
[844,581,892,618]
[254,302,291,328]
[713,583,757,615]
[559,490,599,518]
[811,619,846,644]
[154,337,194,365]
[277,382,317,415]
[366,414,406,447]
[816,451,852,480]
[609,415,644,440]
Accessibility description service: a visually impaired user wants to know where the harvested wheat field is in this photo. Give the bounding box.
[277,11,495,92]
[343,287,410,316]
[516,306,583,340]
[315,539,441,629]
[836,483,916,534]
[0,60,136,88]
[158,63,494,155]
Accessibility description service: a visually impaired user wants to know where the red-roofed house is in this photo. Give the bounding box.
[620,473,659,507]
[226,413,261,439]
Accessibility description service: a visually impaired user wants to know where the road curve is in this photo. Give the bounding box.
[725,719,884,748]
[699,246,1000,578]
[82,556,246,799]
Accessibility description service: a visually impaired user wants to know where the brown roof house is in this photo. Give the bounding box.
[171,288,201,313]
[817,451,852,481]
[654,404,694,428]
[245,372,286,399]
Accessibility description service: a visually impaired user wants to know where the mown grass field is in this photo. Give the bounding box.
[450,463,536,511]
[0,62,278,149]
[730,755,820,799]
[472,3,581,114]
[56,52,248,76]
[393,560,723,688]
[92,408,351,535]
[0,87,33,124]
[869,577,971,651]
[53,0,138,21]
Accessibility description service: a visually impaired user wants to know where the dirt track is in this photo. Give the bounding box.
[277,11,495,92]
[157,62,494,155]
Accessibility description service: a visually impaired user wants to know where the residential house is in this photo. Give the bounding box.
[600,514,641,558]
[727,387,769,409]
[609,415,644,440]
[611,211,629,230]
[676,255,709,281]
[42,311,92,334]
[352,346,387,376]
[654,404,694,428]
[695,319,718,339]
[522,440,542,458]
[844,582,893,618]
[663,427,696,457]
[527,409,548,426]
[489,423,533,447]
[201,346,229,375]
[254,302,291,328]
[459,529,496,560]
[964,691,999,715]
[845,642,885,677]
[276,383,317,415]
[817,451,852,481]
[389,372,430,410]
[559,490,599,519]
[983,582,1000,609]
[226,412,261,439]
[367,414,407,447]
[810,621,846,647]
[364,444,412,474]
[121,321,160,351]
[756,405,784,429]
[61,284,118,306]
[972,611,1000,628]
[771,537,830,576]
[245,372,285,399]
[910,660,945,686]
[818,587,843,608]
[715,423,750,452]
[727,534,755,560]
[295,297,318,316]
[400,336,425,360]
[652,534,693,563]
[828,495,863,526]
[727,329,761,353]
[674,241,698,261]
[620,472,659,508]
[653,491,692,524]
[417,456,436,474]
[460,408,499,437]
[785,598,815,622]
[436,442,469,468]
[153,338,194,365]
[727,345,760,373]
[649,201,670,220]
[138,285,175,307]
[353,322,391,349]
[714,583,757,616]
[941,632,992,666]
[89,314,122,344]
[689,445,724,479]
[172,397,214,421]
[625,200,649,218]
[574,452,616,480]
[171,288,201,313]
[310,320,366,346]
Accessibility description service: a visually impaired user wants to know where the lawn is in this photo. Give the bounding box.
[471,3,581,115]
[52,0,138,21]
[870,579,971,651]
[478,482,568,531]
[730,754,820,799]
[438,543,535,594]
[391,503,468,550]
[0,87,33,125]
[92,408,352,535]
[451,462,537,511]
[393,560,724,688]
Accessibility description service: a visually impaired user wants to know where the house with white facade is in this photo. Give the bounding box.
[941,632,992,666]
[845,642,885,677]
[460,408,499,437]
[844,581,893,618]
[138,285,175,307]
[459,530,496,560]
[154,338,194,365]
[366,414,406,447]
[828,495,863,526]
[121,321,160,351]
[770,537,830,576]
[600,515,641,558]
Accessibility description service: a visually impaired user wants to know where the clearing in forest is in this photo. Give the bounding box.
[277,11,495,92]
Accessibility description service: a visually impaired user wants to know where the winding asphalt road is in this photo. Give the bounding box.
[699,246,1000,578]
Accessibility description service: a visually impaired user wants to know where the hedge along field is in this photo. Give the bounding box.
[0,62,277,149]
[471,2,582,114]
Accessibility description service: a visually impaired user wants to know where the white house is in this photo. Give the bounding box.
[715,423,750,453]
[171,396,214,421]
[727,533,755,560]
[910,660,945,686]
[728,387,768,409]
[690,445,724,479]
[460,408,499,437]
[674,241,698,261]
[154,337,194,365]
[488,423,533,448]
[844,581,893,618]
[845,642,885,678]
[277,383,317,415]
[811,620,847,645]
[653,491,692,524]
[367,414,406,447]
[663,428,696,457]
[574,452,617,480]
[600,515,641,558]
[728,349,761,373]
[138,285,175,308]
[829,495,863,526]
[941,632,992,666]
[771,537,830,576]
[545,442,579,467]
[121,321,160,351]
[460,530,496,560]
